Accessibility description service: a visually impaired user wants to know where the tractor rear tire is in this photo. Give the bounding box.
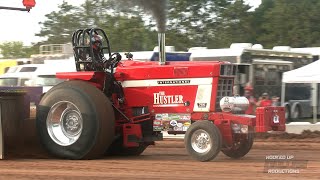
[36,80,115,159]
[221,130,254,159]
[184,121,222,162]
[106,137,148,156]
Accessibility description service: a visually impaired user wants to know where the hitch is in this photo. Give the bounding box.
[255,106,286,132]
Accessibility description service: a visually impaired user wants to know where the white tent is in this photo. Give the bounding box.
[282,60,320,123]
[283,60,320,83]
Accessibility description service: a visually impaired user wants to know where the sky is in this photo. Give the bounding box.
[0,0,261,46]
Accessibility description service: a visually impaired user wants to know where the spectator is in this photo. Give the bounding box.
[256,93,272,107]
[271,96,280,106]
[243,84,256,115]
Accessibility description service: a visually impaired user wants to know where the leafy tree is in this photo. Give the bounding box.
[37,0,157,52]
[164,0,254,49]
[102,15,158,52]
[37,0,320,52]
[167,0,234,47]
[251,0,275,44]
[36,0,257,51]
[36,1,81,44]
[209,0,253,48]
[107,0,245,49]
[0,41,35,58]
[255,0,320,48]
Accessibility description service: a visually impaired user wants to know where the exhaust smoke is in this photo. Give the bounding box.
[112,0,167,32]
[112,0,168,64]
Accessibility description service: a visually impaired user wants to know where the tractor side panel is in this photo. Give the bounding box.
[116,61,226,115]
[121,76,217,114]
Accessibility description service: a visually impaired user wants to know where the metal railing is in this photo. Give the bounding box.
[39,44,73,55]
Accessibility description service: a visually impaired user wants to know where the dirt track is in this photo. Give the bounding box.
[0,138,319,180]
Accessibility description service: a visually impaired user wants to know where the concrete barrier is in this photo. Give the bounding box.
[163,123,320,139]
[285,122,320,134]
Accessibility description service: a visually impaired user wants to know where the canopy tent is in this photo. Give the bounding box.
[283,59,320,83]
[282,60,320,123]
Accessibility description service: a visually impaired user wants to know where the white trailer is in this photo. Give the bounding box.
[189,43,313,121]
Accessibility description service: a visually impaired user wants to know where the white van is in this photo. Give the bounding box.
[0,64,44,86]
[0,62,76,92]
[32,61,76,91]
[32,62,76,92]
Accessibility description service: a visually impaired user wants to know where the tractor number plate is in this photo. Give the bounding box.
[273,115,279,123]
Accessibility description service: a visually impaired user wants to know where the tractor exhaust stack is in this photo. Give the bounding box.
[158,33,166,65]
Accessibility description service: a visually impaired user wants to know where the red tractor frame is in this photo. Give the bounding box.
[36,28,285,161]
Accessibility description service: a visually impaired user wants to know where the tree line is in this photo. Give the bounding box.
[2,0,320,58]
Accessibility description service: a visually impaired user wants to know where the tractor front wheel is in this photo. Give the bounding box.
[184,121,222,162]
[221,130,254,159]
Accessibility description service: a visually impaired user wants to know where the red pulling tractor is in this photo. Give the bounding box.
[36,28,286,161]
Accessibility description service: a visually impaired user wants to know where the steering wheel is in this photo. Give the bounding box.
[107,53,122,68]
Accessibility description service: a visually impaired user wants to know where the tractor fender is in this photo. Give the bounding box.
[56,71,105,90]
[56,71,96,81]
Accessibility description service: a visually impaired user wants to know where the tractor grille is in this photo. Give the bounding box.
[215,78,234,111]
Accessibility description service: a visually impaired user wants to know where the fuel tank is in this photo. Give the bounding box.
[219,96,249,112]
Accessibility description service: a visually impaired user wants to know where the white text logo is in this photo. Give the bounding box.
[153,91,184,107]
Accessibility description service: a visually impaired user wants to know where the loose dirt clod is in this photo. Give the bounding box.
[255,130,320,139]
